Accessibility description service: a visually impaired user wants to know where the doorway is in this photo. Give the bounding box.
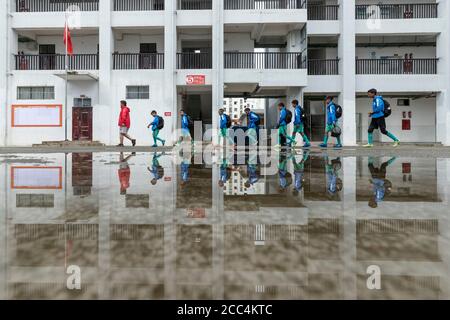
[139,43,157,69]
[304,98,326,142]
[39,44,55,70]
[72,107,93,141]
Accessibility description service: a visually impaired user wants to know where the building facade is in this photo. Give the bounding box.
[0,0,449,146]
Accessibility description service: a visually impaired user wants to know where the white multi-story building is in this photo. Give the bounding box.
[0,0,449,146]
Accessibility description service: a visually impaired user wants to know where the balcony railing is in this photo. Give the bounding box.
[224,0,306,10]
[224,52,305,69]
[356,3,438,20]
[308,59,339,75]
[113,0,164,11]
[15,54,99,70]
[113,53,164,69]
[308,5,339,20]
[16,0,99,12]
[356,58,438,75]
[177,0,212,10]
[177,53,212,69]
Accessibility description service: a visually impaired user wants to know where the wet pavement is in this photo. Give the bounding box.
[0,149,450,299]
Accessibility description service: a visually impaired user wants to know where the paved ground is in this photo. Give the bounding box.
[1,144,450,158]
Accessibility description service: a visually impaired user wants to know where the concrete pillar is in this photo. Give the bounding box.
[0,0,8,146]
[98,0,114,144]
[212,1,225,143]
[436,0,450,146]
[165,0,177,146]
[338,0,357,146]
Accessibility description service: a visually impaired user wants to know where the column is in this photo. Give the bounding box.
[98,0,114,144]
[0,0,8,146]
[165,0,177,145]
[436,0,450,146]
[338,0,357,146]
[212,0,225,143]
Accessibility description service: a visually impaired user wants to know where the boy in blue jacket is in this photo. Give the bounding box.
[147,111,166,147]
[291,99,311,148]
[274,102,296,150]
[218,108,234,146]
[320,96,342,148]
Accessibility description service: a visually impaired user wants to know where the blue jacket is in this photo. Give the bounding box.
[248,112,260,129]
[326,102,337,125]
[279,169,288,189]
[181,114,190,129]
[149,116,160,131]
[247,164,259,185]
[181,161,190,182]
[219,114,228,129]
[294,105,303,125]
[294,171,304,191]
[372,178,386,203]
[371,96,385,119]
[279,107,288,126]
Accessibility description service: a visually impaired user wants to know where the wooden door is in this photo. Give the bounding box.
[72,107,93,141]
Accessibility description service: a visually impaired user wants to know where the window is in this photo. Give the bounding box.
[16,194,54,208]
[126,86,150,99]
[17,86,55,100]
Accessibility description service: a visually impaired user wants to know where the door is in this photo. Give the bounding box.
[72,153,93,196]
[72,107,93,141]
[304,99,326,142]
[39,44,56,70]
[139,43,157,69]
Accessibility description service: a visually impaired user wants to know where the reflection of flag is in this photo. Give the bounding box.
[64,23,73,56]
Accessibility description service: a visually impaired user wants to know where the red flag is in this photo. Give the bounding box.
[64,23,73,56]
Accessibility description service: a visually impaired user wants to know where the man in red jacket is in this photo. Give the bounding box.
[118,100,136,147]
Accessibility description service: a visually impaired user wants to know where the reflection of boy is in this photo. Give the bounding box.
[244,152,260,189]
[368,157,396,208]
[292,151,310,196]
[218,158,231,188]
[118,152,135,195]
[148,152,164,185]
[325,156,342,196]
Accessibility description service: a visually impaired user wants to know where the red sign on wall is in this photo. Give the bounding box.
[164,112,172,117]
[186,75,205,85]
[402,119,411,131]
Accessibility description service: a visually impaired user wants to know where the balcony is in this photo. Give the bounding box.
[224,0,306,10]
[113,0,164,11]
[177,0,212,10]
[356,58,438,75]
[307,5,339,20]
[355,3,438,20]
[308,59,339,75]
[224,52,305,69]
[15,0,99,12]
[113,53,164,70]
[177,52,212,69]
[14,54,99,71]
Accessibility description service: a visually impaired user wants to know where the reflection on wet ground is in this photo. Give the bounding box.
[0,150,449,300]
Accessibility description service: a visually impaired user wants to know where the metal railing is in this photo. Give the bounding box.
[224,52,305,69]
[224,0,306,10]
[113,53,164,69]
[15,54,99,70]
[308,4,339,20]
[355,3,438,19]
[114,0,164,11]
[177,0,212,10]
[308,59,339,75]
[177,52,212,69]
[16,0,99,12]
[356,58,438,74]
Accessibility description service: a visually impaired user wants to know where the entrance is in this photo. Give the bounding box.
[139,43,157,69]
[304,98,326,142]
[72,107,93,141]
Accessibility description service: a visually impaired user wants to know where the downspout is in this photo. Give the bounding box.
[4,0,10,146]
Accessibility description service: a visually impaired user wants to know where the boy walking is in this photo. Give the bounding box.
[118,100,136,147]
[218,108,234,146]
[176,110,194,146]
[147,110,166,147]
[364,89,400,147]
[274,102,295,150]
[291,99,311,148]
[244,108,260,146]
[319,96,342,148]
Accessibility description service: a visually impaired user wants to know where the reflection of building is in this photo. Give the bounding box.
[223,98,266,125]
[0,153,450,299]
[224,171,265,195]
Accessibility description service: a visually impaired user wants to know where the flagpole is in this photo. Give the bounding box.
[64,13,69,141]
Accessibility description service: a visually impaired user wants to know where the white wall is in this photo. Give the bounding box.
[356,96,437,143]
[356,46,436,59]
[18,35,99,54]
[224,33,253,52]
[114,34,164,53]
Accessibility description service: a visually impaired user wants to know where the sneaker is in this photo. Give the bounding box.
[334,143,343,148]
[273,144,282,150]
[132,139,137,147]
[319,143,328,148]
[393,141,400,147]
[117,144,124,147]
[291,140,297,147]
[303,143,311,148]
[363,143,374,148]
[152,144,158,148]
[162,140,166,146]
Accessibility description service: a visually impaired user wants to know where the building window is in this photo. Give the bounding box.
[17,86,55,100]
[16,194,54,208]
[126,86,150,100]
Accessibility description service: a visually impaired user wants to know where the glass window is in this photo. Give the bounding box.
[126,86,150,100]
[17,86,55,100]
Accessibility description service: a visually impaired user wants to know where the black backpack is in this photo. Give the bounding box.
[285,110,293,124]
[187,115,194,127]
[249,112,261,127]
[225,114,232,128]
[383,99,392,118]
[335,104,343,119]
[157,116,164,130]
[299,106,307,120]
[157,166,165,179]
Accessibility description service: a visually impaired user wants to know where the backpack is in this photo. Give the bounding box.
[157,116,164,130]
[285,110,293,124]
[299,106,307,120]
[157,166,165,179]
[187,115,194,126]
[249,112,261,127]
[335,104,343,119]
[225,114,232,128]
[383,99,392,118]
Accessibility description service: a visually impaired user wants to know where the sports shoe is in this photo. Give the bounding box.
[363,143,374,148]
[132,139,137,146]
[319,143,328,148]
[334,143,342,148]
[117,144,124,147]
[162,140,166,146]
[303,143,311,148]
[273,144,282,150]
[152,144,158,148]
[393,141,400,147]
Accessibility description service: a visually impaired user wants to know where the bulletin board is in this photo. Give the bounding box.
[11,104,63,127]
[11,166,63,189]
